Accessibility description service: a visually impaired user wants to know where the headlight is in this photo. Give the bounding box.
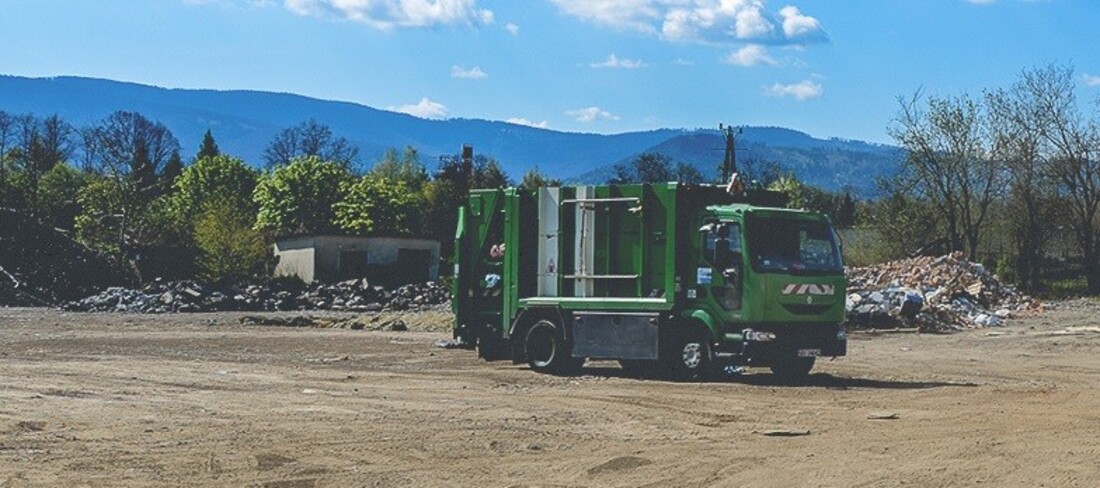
[837,329,847,341]
[744,330,776,342]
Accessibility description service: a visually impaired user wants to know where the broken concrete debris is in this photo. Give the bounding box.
[845,252,1041,332]
[63,279,450,314]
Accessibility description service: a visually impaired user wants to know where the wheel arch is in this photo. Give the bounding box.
[680,309,720,343]
[509,306,569,363]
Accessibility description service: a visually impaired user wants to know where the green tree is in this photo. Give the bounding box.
[169,154,259,224]
[608,153,703,184]
[160,150,184,195]
[253,156,353,236]
[610,153,675,184]
[34,163,89,230]
[194,196,269,284]
[420,178,462,244]
[519,167,561,190]
[472,156,510,189]
[74,176,125,254]
[675,162,705,184]
[767,173,808,209]
[196,129,220,160]
[334,176,421,236]
[367,146,429,190]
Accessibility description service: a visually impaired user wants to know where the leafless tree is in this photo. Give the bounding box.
[262,118,359,170]
[6,114,75,212]
[0,111,14,202]
[986,83,1057,291]
[77,126,103,173]
[890,91,1008,260]
[1016,64,1100,293]
[84,111,180,251]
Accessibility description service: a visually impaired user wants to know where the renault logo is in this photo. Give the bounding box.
[807,296,814,305]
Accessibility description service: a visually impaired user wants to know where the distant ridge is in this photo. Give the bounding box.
[0,75,898,194]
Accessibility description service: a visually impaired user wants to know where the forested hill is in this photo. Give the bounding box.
[571,129,901,195]
[0,75,898,193]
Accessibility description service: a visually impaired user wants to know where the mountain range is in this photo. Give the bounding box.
[0,75,899,195]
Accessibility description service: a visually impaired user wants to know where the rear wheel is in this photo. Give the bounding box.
[524,319,583,374]
[770,357,815,384]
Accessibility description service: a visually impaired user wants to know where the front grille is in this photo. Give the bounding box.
[782,304,832,315]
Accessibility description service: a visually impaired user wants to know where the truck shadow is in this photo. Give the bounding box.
[575,366,979,389]
[740,372,980,390]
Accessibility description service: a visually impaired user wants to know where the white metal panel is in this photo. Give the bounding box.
[574,186,596,297]
[537,187,560,297]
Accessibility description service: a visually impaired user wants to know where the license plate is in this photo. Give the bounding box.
[798,349,821,358]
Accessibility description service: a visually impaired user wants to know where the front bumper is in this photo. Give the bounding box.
[718,324,846,366]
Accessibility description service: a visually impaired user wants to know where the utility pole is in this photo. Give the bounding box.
[719,123,744,195]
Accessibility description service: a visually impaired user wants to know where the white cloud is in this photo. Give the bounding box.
[674,58,695,66]
[966,0,996,4]
[1084,74,1100,87]
[590,53,648,69]
[506,117,549,128]
[549,0,664,32]
[283,0,494,30]
[389,97,449,118]
[505,22,519,35]
[451,65,488,79]
[765,80,822,100]
[725,44,777,66]
[778,6,823,40]
[566,106,620,122]
[551,0,826,45]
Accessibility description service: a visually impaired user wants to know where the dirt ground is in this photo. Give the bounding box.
[1,303,1099,488]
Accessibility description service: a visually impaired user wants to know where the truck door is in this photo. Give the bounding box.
[704,222,743,310]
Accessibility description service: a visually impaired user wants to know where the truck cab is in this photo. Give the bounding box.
[691,205,847,379]
[452,183,846,382]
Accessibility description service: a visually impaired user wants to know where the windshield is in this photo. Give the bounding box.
[746,215,842,274]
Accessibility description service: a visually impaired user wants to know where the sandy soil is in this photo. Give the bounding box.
[1,303,1099,487]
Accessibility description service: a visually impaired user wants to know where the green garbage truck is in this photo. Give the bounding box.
[451,182,847,381]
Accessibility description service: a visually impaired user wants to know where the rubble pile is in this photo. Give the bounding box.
[0,209,136,306]
[845,252,1041,332]
[63,279,450,314]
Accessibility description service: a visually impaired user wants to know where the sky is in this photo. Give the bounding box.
[1,0,1099,144]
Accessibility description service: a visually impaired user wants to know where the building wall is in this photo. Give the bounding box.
[273,236,440,284]
[273,237,318,283]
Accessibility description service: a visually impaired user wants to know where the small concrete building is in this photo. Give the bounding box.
[274,235,440,285]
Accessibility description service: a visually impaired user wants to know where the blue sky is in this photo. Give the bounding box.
[1,0,1098,143]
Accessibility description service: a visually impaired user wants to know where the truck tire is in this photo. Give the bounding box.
[770,357,815,384]
[524,319,583,374]
[476,335,509,362]
[663,329,712,381]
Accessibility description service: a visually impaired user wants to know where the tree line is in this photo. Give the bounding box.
[4,62,1094,296]
[0,113,536,284]
[876,62,1099,294]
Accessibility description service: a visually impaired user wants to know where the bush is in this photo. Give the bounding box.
[194,198,270,284]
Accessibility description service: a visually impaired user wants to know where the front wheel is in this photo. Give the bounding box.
[524,320,583,374]
[770,357,816,384]
[663,329,712,381]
